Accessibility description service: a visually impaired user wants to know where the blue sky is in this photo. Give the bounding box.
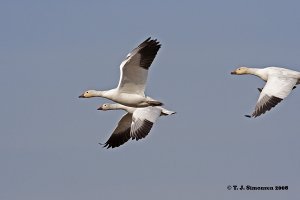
[1,0,299,199]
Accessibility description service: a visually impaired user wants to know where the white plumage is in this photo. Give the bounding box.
[79,37,163,107]
[98,103,176,149]
[231,66,300,118]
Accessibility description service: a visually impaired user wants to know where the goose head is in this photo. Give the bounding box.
[231,67,249,75]
[78,90,97,98]
[97,103,110,111]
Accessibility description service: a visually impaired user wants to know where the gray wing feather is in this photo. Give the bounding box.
[131,119,154,140]
[251,76,297,117]
[102,113,132,149]
[130,107,161,140]
[252,95,282,117]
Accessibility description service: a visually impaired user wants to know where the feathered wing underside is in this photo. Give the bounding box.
[130,107,161,140]
[102,113,132,149]
[251,76,297,117]
[117,38,161,95]
[130,119,154,140]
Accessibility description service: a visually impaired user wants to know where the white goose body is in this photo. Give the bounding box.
[231,66,300,118]
[85,89,160,107]
[79,37,163,107]
[98,103,176,149]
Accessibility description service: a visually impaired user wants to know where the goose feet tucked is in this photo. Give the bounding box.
[146,100,164,106]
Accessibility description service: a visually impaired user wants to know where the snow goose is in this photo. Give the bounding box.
[231,66,300,118]
[97,103,176,149]
[79,37,163,107]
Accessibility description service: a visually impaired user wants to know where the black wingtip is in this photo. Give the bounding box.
[98,142,105,147]
[257,88,262,92]
[98,142,110,149]
[244,115,252,118]
[252,95,283,118]
[130,119,154,141]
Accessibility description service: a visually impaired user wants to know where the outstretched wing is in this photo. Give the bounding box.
[117,38,161,95]
[251,76,297,117]
[130,107,161,140]
[101,113,132,149]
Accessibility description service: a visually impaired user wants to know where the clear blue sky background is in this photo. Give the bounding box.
[1,0,299,199]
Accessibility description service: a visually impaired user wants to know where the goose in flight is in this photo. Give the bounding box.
[79,37,163,107]
[231,66,300,118]
[97,103,176,149]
